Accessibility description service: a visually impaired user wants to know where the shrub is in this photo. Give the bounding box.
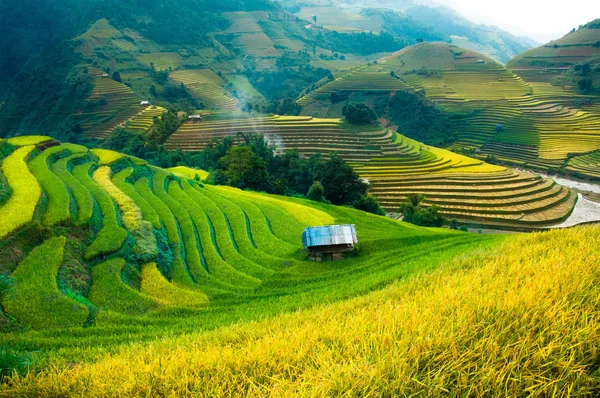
[399,194,447,227]
[0,345,35,381]
[352,195,385,216]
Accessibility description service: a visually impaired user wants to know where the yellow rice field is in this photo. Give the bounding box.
[4,224,600,396]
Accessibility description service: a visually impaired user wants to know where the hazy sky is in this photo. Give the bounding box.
[433,0,600,43]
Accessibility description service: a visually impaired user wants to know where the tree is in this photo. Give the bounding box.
[353,194,385,215]
[387,90,458,146]
[147,111,181,146]
[574,62,591,75]
[578,78,593,93]
[319,153,369,205]
[273,178,289,195]
[399,194,446,227]
[220,146,271,192]
[449,219,459,230]
[272,97,301,116]
[342,102,378,125]
[307,181,326,202]
[111,71,122,83]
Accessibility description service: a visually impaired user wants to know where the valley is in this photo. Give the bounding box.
[0,1,599,395]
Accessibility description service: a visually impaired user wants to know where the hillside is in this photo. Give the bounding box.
[300,42,600,180]
[2,195,600,394]
[165,113,577,229]
[0,136,599,394]
[0,135,501,332]
[507,19,600,98]
[281,0,535,63]
[0,0,537,140]
[508,19,600,73]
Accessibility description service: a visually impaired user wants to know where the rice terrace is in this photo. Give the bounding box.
[0,0,600,396]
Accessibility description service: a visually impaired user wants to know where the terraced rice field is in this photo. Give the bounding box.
[508,22,600,72]
[170,69,239,111]
[0,135,500,333]
[566,150,600,178]
[124,106,167,131]
[438,80,600,170]
[72,67,142,139]
[301,43,600,178]
[137,52,184,70]
[298,65,412,106]
[166,115,576,228]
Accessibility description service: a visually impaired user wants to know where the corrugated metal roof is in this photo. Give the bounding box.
[302,224,357,248]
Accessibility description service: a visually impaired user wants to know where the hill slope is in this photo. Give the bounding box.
[300,42,600,180]
[508,19,600,74]
[0,0,536,139]
[282,0,535,63]
[0,135,502,336]
[507,19,600,102]
[165,113,577,228]
[3,214,600,395]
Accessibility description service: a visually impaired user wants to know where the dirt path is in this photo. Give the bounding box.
[545,194,600,228]
[538,173,600,195]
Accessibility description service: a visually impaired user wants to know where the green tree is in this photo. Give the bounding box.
[307,181,326,202]
[220,146,271,192]
[147,111,181,146]
[353,194,385,215]
[319,153,369,205]
[578,78,593,93]
[342,102,378,125]
[399,194,446,227]
[111,71,122,83]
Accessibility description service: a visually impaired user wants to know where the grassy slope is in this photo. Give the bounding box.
[0,137,503,357]
[508,22,600,70]
[3,223,600,395]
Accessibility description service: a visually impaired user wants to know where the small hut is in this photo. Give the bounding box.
[188,114,203,123]
[140,100,150,106]
[302,224,357,261]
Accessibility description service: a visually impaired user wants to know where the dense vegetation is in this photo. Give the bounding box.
[386,90,459,146]
[198,134,378,212]
[342,102,378,125]
[398,194,447,227]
